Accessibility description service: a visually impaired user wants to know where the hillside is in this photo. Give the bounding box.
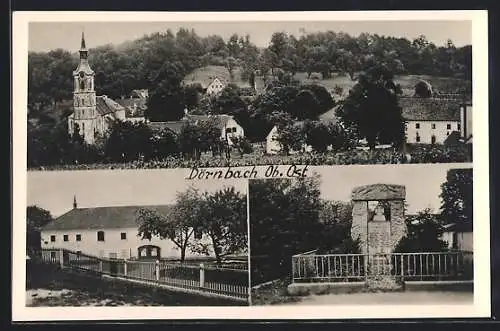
[182,65,251,89]
[182,65,471,97]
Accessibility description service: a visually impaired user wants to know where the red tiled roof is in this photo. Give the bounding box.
[42,205,173,231]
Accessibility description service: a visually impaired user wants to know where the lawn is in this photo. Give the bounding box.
[26,264,246,306]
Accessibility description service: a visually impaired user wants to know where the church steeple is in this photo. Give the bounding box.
[79,31,88,60]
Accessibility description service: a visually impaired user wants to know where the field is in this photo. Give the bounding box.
[296,72,470,96]
[26,263,246,306]
[181,65,470,97]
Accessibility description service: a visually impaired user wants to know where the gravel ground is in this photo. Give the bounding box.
[281,291,473,306]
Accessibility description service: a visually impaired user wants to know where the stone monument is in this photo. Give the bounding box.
[351,184,407,290]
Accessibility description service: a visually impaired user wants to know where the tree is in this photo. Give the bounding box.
[214,84,246,115]
[303,121,331,153]
[289,89,321,120]
[250,175,323,279]
[27,206,53,256]
[274,122,305,155]
[183,83,203,111]
[439,168,473,226]
[336,64,405,149]
[395,209,447,253]
[317,200,359,254]
[151,128,179,159]
[414,80,433,98]
[105,120,154,162]
[145,62,186,122]
[192,187,248,264]
[136,187,202,262]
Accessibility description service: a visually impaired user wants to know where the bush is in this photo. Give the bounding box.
[28,144,470,171]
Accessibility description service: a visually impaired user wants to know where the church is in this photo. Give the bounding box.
[67,33,145,144]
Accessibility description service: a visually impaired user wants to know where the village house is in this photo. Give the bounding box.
[67,33,147,144]
[41,198,212,260]
[205,77,227,97]
[148,114,245,146]
[441,222,473,251]
[265,106,339,155]
[401,97,466,145]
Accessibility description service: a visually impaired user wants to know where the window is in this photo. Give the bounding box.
[431,123,436,129]
[458,123,461,131]
[194,229,203,240]
[50,235,56,242]
[76,234,81,241]
[97,231,105,242]
[50,251,56,259]
[431,135,436,144]
[416,135,421,142]
[120,232,127,240]
[446,131,450,136]
[63,235,69,242]
[447,124,451,130]
[415,123,420,129]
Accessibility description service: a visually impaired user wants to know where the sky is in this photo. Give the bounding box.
[27,169,247,218]
[309,163,472,215]
[28,20,472,53]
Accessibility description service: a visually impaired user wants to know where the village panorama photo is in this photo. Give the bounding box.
[26,19,473,171]
[25,170,250,307]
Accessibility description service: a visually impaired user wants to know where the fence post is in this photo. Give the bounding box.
[59,249,64,269]
[155,260,160,281]
[99,259,103,273]
[199,263,205,288]
[364,254,368,281]
[124,260,127,277]
[400,254,404,278]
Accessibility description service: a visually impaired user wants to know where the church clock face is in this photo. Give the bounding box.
[79,71,85,78]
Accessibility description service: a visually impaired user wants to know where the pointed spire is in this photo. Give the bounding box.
[81,31,86,50]
[73,195,78,209]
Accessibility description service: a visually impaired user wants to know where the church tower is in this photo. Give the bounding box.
[71,32,97,144]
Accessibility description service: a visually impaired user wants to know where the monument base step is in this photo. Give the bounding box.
[366,276,404,292]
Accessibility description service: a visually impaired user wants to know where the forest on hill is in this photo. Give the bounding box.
[28,28,471,123]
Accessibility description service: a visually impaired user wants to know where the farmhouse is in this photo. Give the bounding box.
[41,198,212,260]
[67,33,147,144]
[148,114,245,146]
[401,97,464,145]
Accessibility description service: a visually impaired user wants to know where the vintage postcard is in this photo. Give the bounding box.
[12,10,490,320]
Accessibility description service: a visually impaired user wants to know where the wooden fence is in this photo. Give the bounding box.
[40,249,249,302]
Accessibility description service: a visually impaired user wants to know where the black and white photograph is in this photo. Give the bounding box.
[25,170,250,307]
[250,165,473,306]
[25,18,473,170]
[12,11,489,321]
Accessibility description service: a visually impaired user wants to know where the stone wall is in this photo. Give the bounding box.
[351,184,406,255]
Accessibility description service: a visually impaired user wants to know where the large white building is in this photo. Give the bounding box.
[401,97,464,145]
[41,200,213,260]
